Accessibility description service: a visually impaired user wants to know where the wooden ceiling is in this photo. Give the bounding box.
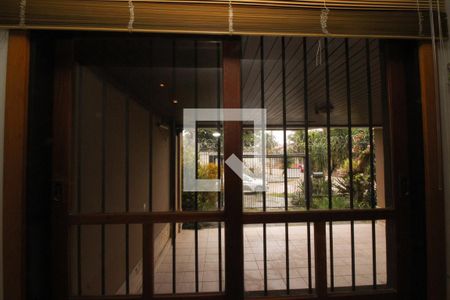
[76,35,383,127]
[241,36,383,127]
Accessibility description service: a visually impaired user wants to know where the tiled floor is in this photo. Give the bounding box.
[154,221,387,294]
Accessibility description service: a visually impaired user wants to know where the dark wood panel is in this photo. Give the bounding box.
[69,296,141,300]
[326,290,397,300]
[52,39,75,300]
[419,42,446,300]
[383,41,411,296]
[69,294,228,300]
[314,222,327,297]
[223,40,244,300]
[68,209,394,226]
[243,209,394,224]
[3,30,30,300]
[153,294,227,300]
[68,211,226,225]
[247,289,396,300]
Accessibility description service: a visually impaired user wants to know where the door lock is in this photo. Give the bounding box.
[52,181,63,203]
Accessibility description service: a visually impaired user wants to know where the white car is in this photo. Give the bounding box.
[243,174,269,193]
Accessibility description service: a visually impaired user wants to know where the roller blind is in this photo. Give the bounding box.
[0,0,446,38]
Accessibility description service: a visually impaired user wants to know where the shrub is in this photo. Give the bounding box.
[182,163,220,212]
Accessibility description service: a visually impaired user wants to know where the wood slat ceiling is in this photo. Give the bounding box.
[77,36,383,127]
[241,36,383,127]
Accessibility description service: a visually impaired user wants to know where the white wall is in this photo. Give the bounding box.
[0,29,8,300]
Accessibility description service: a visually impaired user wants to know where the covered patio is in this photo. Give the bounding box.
[152,221,387,294]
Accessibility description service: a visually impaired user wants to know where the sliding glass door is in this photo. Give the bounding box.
[53,34,400,300]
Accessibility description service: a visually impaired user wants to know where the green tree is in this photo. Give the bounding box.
[265,131,278,154]
[288,130,305,154]
[198,128,221,152]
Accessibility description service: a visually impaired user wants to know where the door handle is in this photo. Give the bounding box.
[52,181,63,203]
[399,175,410,197]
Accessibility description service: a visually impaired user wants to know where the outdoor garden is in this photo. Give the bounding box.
[181,127,376,212]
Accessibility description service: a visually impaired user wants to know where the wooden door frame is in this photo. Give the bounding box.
[2,30,30,300]
[1,32,446,300]
[223,39,245,300]
[51,38,75,300]
[418,42,446,300]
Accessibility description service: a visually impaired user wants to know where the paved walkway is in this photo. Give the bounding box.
[153,221,387,294]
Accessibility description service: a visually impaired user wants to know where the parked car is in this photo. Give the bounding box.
[243,174,269,193]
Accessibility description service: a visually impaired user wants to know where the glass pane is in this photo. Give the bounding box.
[182,127,223,212]
[326,221,387,289]
[308,128,330,209]
[244,223,315,295]
[72,37,223,214]
[70,225,142,296]
[330,128,350,209]
[154,222,225,294]
[240,36,386,212]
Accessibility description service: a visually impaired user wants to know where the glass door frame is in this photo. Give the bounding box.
[51,36,410,300]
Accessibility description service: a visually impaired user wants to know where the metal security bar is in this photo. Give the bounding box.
[345,38,357,291]
[194,39,200,293]
[67,35,392,300]
[259,36,269,296]
[125,95,131,295]
[366,39,378,289]
[281,37,290,294]
[324,38,335,291]
[216,41,224,293]
[240,36,389,297]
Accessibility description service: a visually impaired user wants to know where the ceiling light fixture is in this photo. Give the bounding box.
[159,82,165,88]
[172,99,178,104]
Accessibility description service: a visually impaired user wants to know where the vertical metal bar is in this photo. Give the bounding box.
[171,122,177,296]
[101,80,107,296]
[366,40,375,210]
[194,40,200,293]
[143,223,154,299]
[281,37,290,294]
[307,222,312,293]
[216,42,223,292]
[148,112,153,213]
[148,40,153,213]
[77,226,81,295]
[345,39,356,291]
[281,37,288,214]
[260,36,268,295]
[325,38,332,210]
[366,39,377,289]
[303,38,310,211]
[303,37,313,294]
[172,222,176,294]
[171,39,177,295]
[76,67,83,296]
[144,132,153,298]
[143,41,154,299]
[324,38,334,291]
[345,41,354,209]
[125,96,130,295]
[260,37,266,213]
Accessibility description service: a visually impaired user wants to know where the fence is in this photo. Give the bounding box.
[198,152,306,210]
